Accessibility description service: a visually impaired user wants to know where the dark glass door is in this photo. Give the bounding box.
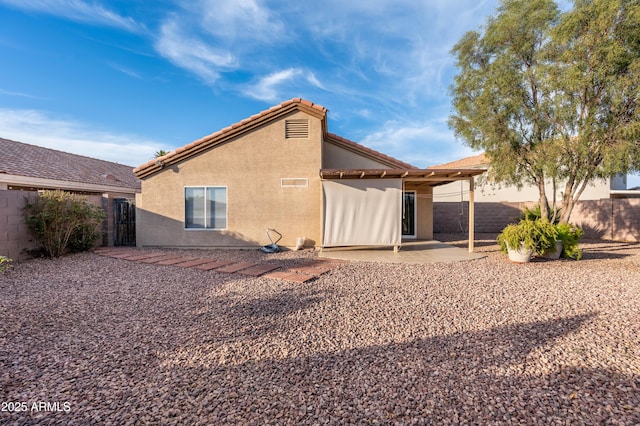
[402,191,416,237]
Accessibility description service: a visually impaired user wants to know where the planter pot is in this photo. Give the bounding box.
[539,241,563,260]
[507,243,534,263]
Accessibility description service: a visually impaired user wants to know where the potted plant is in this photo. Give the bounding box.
[497,219,558,263]
[556,222,584,260]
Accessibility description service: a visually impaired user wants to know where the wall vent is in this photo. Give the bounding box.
[281,178,309,188]
[285,119,309,139]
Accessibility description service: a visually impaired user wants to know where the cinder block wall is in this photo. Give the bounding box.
[0,190,40,260]
[0,190,137,261]
[435,199,640,242]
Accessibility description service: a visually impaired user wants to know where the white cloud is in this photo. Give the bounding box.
[0,88,44,99]
[198,0,285,42]
[155,19,238,85]
[243,68,324,102]
[0,108,166,167]
[361,118,478,168]
[0,0,144,33]
[105,62,142,79]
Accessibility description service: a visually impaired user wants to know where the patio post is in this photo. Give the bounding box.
[468,177,475,253]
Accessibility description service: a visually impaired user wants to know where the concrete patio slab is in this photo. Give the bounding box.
[319,240,486,264]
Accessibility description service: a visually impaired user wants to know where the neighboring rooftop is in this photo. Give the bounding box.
[0,137,141,191]
[430,153,489,170]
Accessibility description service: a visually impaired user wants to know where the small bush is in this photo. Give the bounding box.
[497,219,558,255]
[0,256,12,273]
[556,222,584,260]
[520,204,561,224]
[23,190,105,257]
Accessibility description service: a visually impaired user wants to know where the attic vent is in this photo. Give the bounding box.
[285,119,309,139]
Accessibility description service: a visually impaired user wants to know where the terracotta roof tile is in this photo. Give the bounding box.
[0,137,141,190]
[430,153,489,170]
[133,98,408,178]
[134,98,328,177]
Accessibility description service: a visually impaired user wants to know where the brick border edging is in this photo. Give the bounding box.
[93,248,346,283]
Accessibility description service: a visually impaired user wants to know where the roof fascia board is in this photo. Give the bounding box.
[0,174,140,193]
[135,102,326,179]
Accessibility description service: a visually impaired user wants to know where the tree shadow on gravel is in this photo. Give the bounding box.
[6,311,639,425]
[224,288,327,320]
[174,311,636,424]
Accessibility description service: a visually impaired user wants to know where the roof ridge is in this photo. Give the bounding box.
[0,137,136,168]
[134,98,327,175]
[429,152,488,169]
[325,132,416,169]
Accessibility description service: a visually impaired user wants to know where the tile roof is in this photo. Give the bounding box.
[0,137,141,191]
[133,98,415,178]
[324,133,416,169]
[429,153,489,170]
[134,98,327,178]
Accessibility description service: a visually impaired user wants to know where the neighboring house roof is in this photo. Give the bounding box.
[0,137,141,192]
[430,153,489,170]
[134,98,414,178]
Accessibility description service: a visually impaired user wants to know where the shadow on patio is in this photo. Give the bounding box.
[318,240,486,264]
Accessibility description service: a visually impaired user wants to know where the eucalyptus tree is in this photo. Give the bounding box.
[449,0,640,223]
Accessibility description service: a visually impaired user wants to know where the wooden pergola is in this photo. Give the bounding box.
[320,168,485,252]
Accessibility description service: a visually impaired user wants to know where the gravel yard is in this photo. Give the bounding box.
[1,234,639,425]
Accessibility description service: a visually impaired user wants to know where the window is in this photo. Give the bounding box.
[185,187,227,229]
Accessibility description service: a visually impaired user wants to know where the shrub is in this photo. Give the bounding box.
[520,204,561,224]
[23,190,105,257]
[0,256,12,273]
[497,219,558,255]
[556,222,584,260]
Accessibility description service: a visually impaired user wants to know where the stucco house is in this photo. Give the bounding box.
[431,153,640,240]
[134,98,483,251]
[0,137,141,259]
[432,153,629,203]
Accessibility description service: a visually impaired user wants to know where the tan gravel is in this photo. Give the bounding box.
[1,234,639,425]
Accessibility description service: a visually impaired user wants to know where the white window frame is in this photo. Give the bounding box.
[184,186,228,230]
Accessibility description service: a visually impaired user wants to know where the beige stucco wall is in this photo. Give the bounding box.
[404,184,433,240]
[136,111,323,248]
[322,142,392,169]
[434,175,614,203]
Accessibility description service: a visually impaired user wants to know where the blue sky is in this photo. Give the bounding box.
[0,0,504,168]
[1,0,637,186]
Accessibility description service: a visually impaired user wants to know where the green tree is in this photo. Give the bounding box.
[154,149,169,158]
[449,0,640,223]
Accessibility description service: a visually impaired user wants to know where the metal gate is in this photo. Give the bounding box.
[114,198,136,246]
